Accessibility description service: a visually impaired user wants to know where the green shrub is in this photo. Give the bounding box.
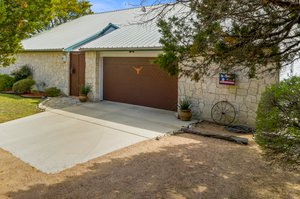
[31,84,39,93]
[45,87,61,97]
[12,79,35,94]
[255,76,300,164]
[11,65,32,81]
[0,74,15,91]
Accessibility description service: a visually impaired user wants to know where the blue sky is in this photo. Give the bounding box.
[89,0,163,12]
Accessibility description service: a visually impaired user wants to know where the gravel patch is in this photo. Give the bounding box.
[39,97,80,110]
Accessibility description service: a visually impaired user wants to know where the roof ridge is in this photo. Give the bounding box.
[91,4,163,15]
[64,23,119,52]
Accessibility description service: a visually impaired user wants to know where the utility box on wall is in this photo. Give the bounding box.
[219,73,236,85]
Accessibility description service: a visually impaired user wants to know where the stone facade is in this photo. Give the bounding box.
[85,51,100,101]
[1,51,278,127]
[179,71,279,127]
[0,52,69,94]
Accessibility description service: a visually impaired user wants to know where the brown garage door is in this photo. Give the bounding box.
[103,57,178,111]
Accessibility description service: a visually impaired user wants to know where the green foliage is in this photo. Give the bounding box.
[154,1,298,80]
[256,76,300,164]
[178,97,192,110]
[0,74,15,91]
[80,84,91,95]
[49,0,93,28]
[11,65,32,81]
[153,19,181,76]
[0,0,52,67]
[0,0,93,66]
[44,87,61,97]
[12,78,35,94]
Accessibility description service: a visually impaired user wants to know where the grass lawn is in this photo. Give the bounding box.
[0,94,41,123]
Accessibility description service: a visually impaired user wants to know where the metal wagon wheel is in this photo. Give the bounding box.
[211,101,236,126]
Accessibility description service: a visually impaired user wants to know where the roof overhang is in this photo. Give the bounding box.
[20,48,64,52]
[80,47,162,51]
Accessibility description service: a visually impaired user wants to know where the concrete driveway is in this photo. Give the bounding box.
[0,101,190,173]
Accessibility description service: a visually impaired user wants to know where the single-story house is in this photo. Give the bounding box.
[0,6,278,127]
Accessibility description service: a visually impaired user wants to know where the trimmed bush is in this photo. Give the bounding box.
[0,74,15,91]
[255,76,300,164]
[11,65,32,81]
[45,87,61,97]
[12,79,35,94]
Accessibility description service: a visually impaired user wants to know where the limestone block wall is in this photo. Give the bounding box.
[85,51,100,101]
[179,71,279,127]
[0,52,69,94]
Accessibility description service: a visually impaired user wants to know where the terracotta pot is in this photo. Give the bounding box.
[79,94,88,102]
[179,109,192,121]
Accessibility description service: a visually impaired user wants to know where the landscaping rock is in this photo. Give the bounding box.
[39,97,80,110]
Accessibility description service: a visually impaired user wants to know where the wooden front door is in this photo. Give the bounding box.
[70,52,85,96]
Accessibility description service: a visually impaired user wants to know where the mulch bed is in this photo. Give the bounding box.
[1,90,15,94]
[1,90,46,99]
[21,92,46,99]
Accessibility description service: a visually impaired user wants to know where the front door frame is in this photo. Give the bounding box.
[70,52,85,96]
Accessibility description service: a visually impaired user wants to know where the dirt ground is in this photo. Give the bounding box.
[0,128,299,199]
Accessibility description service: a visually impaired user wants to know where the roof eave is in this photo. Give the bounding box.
[20,48,65,52]
[80,47,163,51]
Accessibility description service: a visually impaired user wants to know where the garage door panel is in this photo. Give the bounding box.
[103,57,178,111]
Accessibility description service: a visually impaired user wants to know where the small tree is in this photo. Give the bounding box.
[48,0,93,29]
[0,0,93,67]
[141,0,300,80]
[0,0,52,67]
[256,76,300,165]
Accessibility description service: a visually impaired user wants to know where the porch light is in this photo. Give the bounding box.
[61,55,67,62]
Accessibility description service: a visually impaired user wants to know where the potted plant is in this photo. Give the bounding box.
[178,97,192,121]
[79,84,91,102]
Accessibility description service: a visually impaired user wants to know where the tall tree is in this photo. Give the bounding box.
[49,0,93,28]
[0,0,93,67]
[149,0,300,80]
[0,0,51,66]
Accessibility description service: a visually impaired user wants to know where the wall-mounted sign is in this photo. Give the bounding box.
[219,73,236,85]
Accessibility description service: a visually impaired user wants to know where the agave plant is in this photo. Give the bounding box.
[179,97,192,111]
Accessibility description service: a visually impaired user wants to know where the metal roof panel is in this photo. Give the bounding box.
[81,23,161,50]
[21,5,188,51]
